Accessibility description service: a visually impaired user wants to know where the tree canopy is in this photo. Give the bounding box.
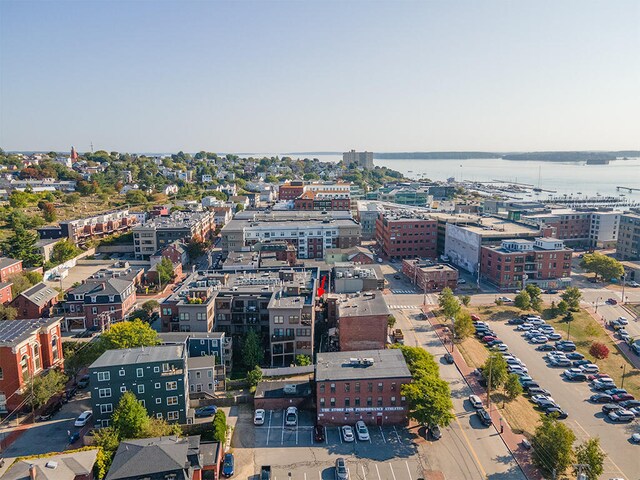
[100,319,160,350]
[575,438,605,480]
[532,415,576,477]
[560,286,582,311]
[580,253,624,282]
[26,368,67,409]
[453,310,474,340]
[242,329,264,370]
[438,288,461,320]
[481,352,508,390]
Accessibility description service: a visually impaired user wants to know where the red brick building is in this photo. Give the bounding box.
[0,317,64,412]
[278,181,305,200]
[293,191,351,211]
[375,212,437,260]
[315,349,412,426]
[0,282,13,305]
[11,283,59,319]
[335,293,390,351]
[401,259,458,291]
[0,257,22,283]
[480,237,573,291]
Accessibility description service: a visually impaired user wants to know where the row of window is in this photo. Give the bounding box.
[98,382,178,398]
[96,364,176,381]
[319,396,405,407]
[319,381,397,394]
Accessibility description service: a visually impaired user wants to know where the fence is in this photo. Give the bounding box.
[44,248,96,281]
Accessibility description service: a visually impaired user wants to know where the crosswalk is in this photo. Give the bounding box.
[390,289,419,294]
[387,304,421,310]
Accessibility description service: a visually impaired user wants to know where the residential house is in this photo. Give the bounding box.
[12,283,59,319]
[0,257,23,283]
[0,282,13,304]
[2,449,99,480]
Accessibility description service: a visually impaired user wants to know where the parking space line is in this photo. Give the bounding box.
[266,410,272,446]
[281,411,285,445]
[361,465,367,480]
[339,427,343,443]
[304,473,307,480]
[379,426,386,443]
[389,464,397,480]
[296,422,299,445]
[405,461,412,480]
[347,468,351,479]
[392,425,401,442]
[324,426,328,445]
[375,464,381,480]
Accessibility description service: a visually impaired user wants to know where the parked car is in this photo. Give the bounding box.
[592,379,616,391]
[314,424,326,443]
[604,388,628,397]
[516,324,533,331]
[428,424,442,440]
[602,403,624,414]
[617,316,629,325]
[508,318,525,325]
[335,458,349,480]
[355,421,370,441]
[545,289,559,294]
[631,433,640,443]
[444,352,454,364]
[254,409,266,425]
[285,407,298,426]
[76,375,90,389]
[606,298,618,305]
[476,408,492,426]
[532,394,555,405]
[527,387,552,397]
[469,395,483,409]
[545,408,568,419]
[608,410,634,422]
[538,399,559,410]
[38,399,64,422]
[195,405,218,418]
[547,333,563,341]
[564,371,587,382]
[536,344,556,352]
[619,400,640,409]
[221,453,234,478]
[341,425,355,442]
[492,344,509,352]
[498,297,513,303]
[530,335,549,344]
[613,393,635,403]
[590,393,613,403]
[566,352,585,361]
[471,314,481,322]
[74,410,93,427]
[580,364,600,374]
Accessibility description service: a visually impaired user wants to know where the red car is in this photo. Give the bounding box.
[471,314,481,322]
[588,374,612,382]
[613,393,635,403]
[606,298,618,305]
[482,336,498,343]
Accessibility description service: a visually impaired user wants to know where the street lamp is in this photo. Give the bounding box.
[621,364,626,389]
[594,297,602,313]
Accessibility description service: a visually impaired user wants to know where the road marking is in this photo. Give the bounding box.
[304,473,307,480]
[379,426,386,443]
[266,410,272,446]
[453,414,487,478]
[347,468,351,479]
[281,411,285,445]
[296,421,299,445]
[374,464,381,480]
[339,427,343,444]
[392,425,401,442]
[324,426,328,445]
[361,465,367,480]
[405,461,412,480]
[389,463,396,480]
[573,420,628,479]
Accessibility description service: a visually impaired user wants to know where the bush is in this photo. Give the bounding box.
[212,409,228,445]
[589,342,609,361]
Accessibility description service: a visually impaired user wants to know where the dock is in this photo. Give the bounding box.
[617,186,640,193]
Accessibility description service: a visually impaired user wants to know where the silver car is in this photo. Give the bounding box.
[335,458,349,480]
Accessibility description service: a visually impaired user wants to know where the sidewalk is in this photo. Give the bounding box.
[423,306,542,480]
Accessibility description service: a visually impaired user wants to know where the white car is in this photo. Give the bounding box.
[580,364,600,374]
[355,420,370,441]
[532,395,555,405]
[74,410,92,427]
[254,409,265,425]
[341,425,355,442]
[285,406,298,426]
[617,317,629,325]
[498,297,513,303]
[469,395,483,409]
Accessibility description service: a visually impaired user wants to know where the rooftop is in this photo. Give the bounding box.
[187,355,216,369]
[316,349,411,382]
[254,379,312,399]
[0,317,62,347]
[3,449,99,480]
[336,292,389,318]
[135,210,212,231]
[159,331,225,345]
[223,210,357,231]
[0,256,21,269]
[91,345,184,369]
[19,282,59,307]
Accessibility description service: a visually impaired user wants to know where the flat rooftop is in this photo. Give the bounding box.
[316,349,411,382]
[449,217,540,236]
[337,292,389,318]
[90,345,184,369]
[223,210,357,231]
[254,379,312,399]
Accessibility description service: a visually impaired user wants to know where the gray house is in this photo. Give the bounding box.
[89,345,190,427]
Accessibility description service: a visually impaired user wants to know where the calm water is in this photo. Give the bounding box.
[271,153,640,200]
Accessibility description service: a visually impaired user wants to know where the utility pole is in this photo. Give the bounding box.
[621,363,627,389]
[487,354,493,414]
[574,463,589,480]
[621,273,626,305]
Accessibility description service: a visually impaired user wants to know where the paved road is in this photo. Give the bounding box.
[389,301,526,479]
[487,319,638,479]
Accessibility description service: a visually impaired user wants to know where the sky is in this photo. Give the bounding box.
[1,0,639,154]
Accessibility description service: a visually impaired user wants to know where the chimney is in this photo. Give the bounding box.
[29,465,37,480]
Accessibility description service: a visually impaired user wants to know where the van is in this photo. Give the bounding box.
[285,406,298,426]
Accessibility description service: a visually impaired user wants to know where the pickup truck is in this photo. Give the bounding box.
[260,466,271,480]
[393,329,405,344]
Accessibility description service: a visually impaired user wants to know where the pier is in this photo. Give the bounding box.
[617,186,640,193]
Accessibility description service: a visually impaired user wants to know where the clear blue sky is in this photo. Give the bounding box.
[1,0,638,153]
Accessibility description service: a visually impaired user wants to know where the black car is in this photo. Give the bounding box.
[428,424,442,440]
[522,381,540,390]
[545,289,559,294]
[590,393,613,403]
[619,400,640,409]
[476,408,492,426]
[443,353,455,364]
[37,398,64,421]
[566,352,585,360]
[545,408,568,419]
[314,425,326,443]
[508,318,525,325]
[76,375,90,389]
[536,344,556,352]
[556,343,576,352]
[602,403,624,414]
[65,385,78,401]
[565,372,587,382]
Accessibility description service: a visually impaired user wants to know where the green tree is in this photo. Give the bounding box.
[8,272,37,297]
[575,437,605,480]
[141,299,159,315]
[514,291,531,310]
[504,373,523,401]
[530,295,543,312]
[0,304,17,320]
[26,369,68,409]
[242,329,264,369]
[25,270,43,284]
[494,298,504,306]
[557,300,569,314]
[560,286,582,311]
[460,295,471,307]
[295,354,311,366]
[64,193,81,204]
[394,345,439,378]
[93,428,120,479]
[111,392,150,440]
[186,237,210,258]
[63,342,104,380]
[9,190,31,208]
[212,409,228,445]
[524,283,542,300]
[3,225,43,267]
[438,287,460,319]
[235,203,245,212]
[100,319,160,350]
[532,415,576,477]
[51,239,81,264]
[580,253,624,282]
[246,365,263,389]
[125,189,148,205]
[142,417,181,438]
[453,310,474,340]
[401,375,454,427]
[481,352,508,390]
[156,257,175,285]
[387,314,396,330]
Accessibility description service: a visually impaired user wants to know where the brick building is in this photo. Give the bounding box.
[480,237,572,290]
[293,191,351,211]
[0,317,64,412]
[37,210,138,246]
[278,181,305,200]
[0,257,22,283]
[617,213,640,261]
[375,211,437,260]
[11,283,59,319]
[0,282,13,305]
[333,293,390,351]
[315,349,412,426]
[401,259,458,292]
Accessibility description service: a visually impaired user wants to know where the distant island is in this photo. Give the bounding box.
[374,151,499,160]
[373,151,640,162]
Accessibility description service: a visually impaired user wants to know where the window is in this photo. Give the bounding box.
[367,397,372,407]
[197,313,207,321]
[378,382,383,392]
[167,411,179,421]
[167,396,178,405]
[162,363,170,372]
[355,382,360,393]
[119,369,125,377]
[154,366,160,373]
[100,404,113,414]
[20,355,29,378]
[319,384,325,394]
[155,382,161,389]
[367,382,373,393]
[377,397,383,407]
[330,383,336,393]
[99,388,111,398]
[139,399,145,407]
[355,397,360,407]
[51,336,59,361]
[137,385,145,394]
[390,396,396,406]
[92,307,98,315]
[288,315,299,324]
[330,398,336,407]
[109,295,115,302]
[391,382,396,391]
[0,367,3,380]
[97,371,110,382]
[273,315,283,324]
[120,386,127,393]
[179,313,190,321]
[156,398,162,404]
[166,381,177,390]
[320,398,325,407]
[344,398,350,407]
[136,368,144,378]
[156,413,163,419]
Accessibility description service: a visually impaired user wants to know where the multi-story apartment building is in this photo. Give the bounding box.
[375,211,437,260]
[278,181,305,200]
[293,191,351,211]
[160,282,216,333]
[401,259,458,291]
[133,210,215,259]
[315,349,411,426]
[617,213,640,261]
[37,210,138,246]
[0,257,22,283]
[329,293,390,352]
[355,201,383,240]
[63,268,141,330]
[221,211,361,260]
[343,150,374,169]
[524,209,620,247]
[158,331,233,374]
[333,264,384,294]
[480,238,573,290]
[89,345,189,427]
[0,317,64,412]
[0,282,13,304]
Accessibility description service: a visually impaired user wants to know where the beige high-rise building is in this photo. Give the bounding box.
[343,150,374,169]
